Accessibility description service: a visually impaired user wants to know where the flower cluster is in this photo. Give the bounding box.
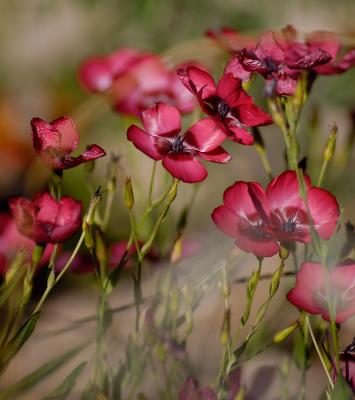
[212,171,339,257]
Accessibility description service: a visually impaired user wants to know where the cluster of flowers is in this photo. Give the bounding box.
[2,24,355,394]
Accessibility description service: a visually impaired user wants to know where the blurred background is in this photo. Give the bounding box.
[1,0,355,399]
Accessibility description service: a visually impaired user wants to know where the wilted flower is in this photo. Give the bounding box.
[31,116,106,171]
[9,192,82,245]
[79,48,200,116]
[179,377,217,400]
[230,29,331,96]
[0,213,54,275]
[306,31,355,75]
[127,102,230,183]
[212,171,339,257]
[177,66,272,145]
[287,260,355,323]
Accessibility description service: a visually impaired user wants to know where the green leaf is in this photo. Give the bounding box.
[330,374,353,400]
[15,312,41,349]
[41,361,86,400]
[0,342,88,400]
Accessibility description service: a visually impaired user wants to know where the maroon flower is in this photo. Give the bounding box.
[79,48,200,116]
[230,30,331,96]
[0,213,54,275]
[287,261,355,323]
[31,116,106,171]
[306,31,355,75]
[127,102,230,183]
[177,66,272,145]
[212,171,339,257]
[9,192,82,245]
[179,377,217,400]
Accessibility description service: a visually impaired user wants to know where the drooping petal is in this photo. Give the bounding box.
[177,66,216,99]
[60,144,106,169]
[226,125,254,145]
[198,146,231,163]
[127,125,163,160]
[307,187,340,240]
[266,171,311,212]
[142,102,181,137]
[162,154,207,183]
[234,234,279,258]
[234,103,272,127]
[287,48,332,70]
[184,118,226,152]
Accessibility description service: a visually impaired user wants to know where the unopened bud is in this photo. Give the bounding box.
[324,125,337,161]
[123,177,134,209]
[274,321,299,342]
[170,235,183,264]
[167,181,178,203]
[220,308,231,346]
[279,246,289,261]
[32,245,44,267]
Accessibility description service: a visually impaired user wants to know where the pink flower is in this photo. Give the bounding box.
[127,102,230,183]
[206,27,255,54]
[212,171,339,257]
[231,30,331,96]
[179,377,217,400]
[306,31,355,75]
[9,192,82,245]
[177,66,272,145]
[31,116,106,171]
[287,261,355,323]
[0,213,54,276]
[79,48,200,116]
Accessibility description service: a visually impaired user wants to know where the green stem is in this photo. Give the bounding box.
[148,161,157,206]
[316,159,328,187]
[255,144,274,180]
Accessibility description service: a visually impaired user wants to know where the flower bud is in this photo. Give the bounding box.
[274,321,299,343]
[324,125,337,161]
[123,177,134,209]
[170,235,183,264]
[220,308,231,346]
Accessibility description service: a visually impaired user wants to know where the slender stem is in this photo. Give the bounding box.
[148,161,157,206]
[255,144,273,180]
[317,159,328,187]
[305,315,334,389]
[32,232,85,314]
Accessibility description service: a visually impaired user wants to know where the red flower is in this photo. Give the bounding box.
[9,192,82,245]
[179,377,217,400]
[31,116,106,171]
[127,102,230,183]
[230,30,331,96]
[79,49,200,116]
[0,213,54,276]
[177,66,272,145]
[212,171,339,257]
[306,31,355,75]
[287,261,355,323]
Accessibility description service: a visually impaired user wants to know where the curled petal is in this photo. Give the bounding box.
[287,49,332,69]
[224,55,252,81]
[162,154,207,183]
[127,125,163,160]
[60,144,106,169]
[184,118,226,152]
[142,102,181,137]
[238,50,269,74]
[177,66,216,99]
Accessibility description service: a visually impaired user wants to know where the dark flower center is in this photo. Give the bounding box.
[216,99,231,118]
[204,96,231,118]
[282,218,297,233]
[170,136,185,154]
[264,56,279,72]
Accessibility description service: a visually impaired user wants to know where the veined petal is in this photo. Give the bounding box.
[162,154,207,183]
[51,116,80,153]
[142,102,181,137]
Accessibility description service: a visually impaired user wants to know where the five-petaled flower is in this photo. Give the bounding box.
[212,170,340,257]
[287,260,355,323]
[177,66,272,145]
[229,30,332,96]
[127,102,230,183]
[9,192,82,245]
[79,48,200,116]
[31,116,106,171]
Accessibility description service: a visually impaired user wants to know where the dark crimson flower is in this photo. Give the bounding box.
[287,260,355,323]
[31,116,106,171]
[179,377,217,400]
[230,30,331,96]
[177,67,272,145]
[9,192,82,245]
[79,48,200,116]
[0,213,54,276]
[212,171,339,257]
[127,102,230,183]
[306,31,355,75]
[338,339,355,393]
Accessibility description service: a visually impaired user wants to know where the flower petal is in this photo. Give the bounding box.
[234,103,272,127]
[127,125,163,160]
[78,57,112,92]
[226,125,254,145]
[234,234,279,258]
[60,144,106,169]
[224,55,252,81]
[177,66,216,99]
[211,205,240,238]
[198,146,231,163]
[142,102,181,137]
[162,154,207,183]
[51,116,80,153]
[50,197,82,243]
[184,118,226,152]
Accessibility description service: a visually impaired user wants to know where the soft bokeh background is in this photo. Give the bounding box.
[1,0,355,399]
